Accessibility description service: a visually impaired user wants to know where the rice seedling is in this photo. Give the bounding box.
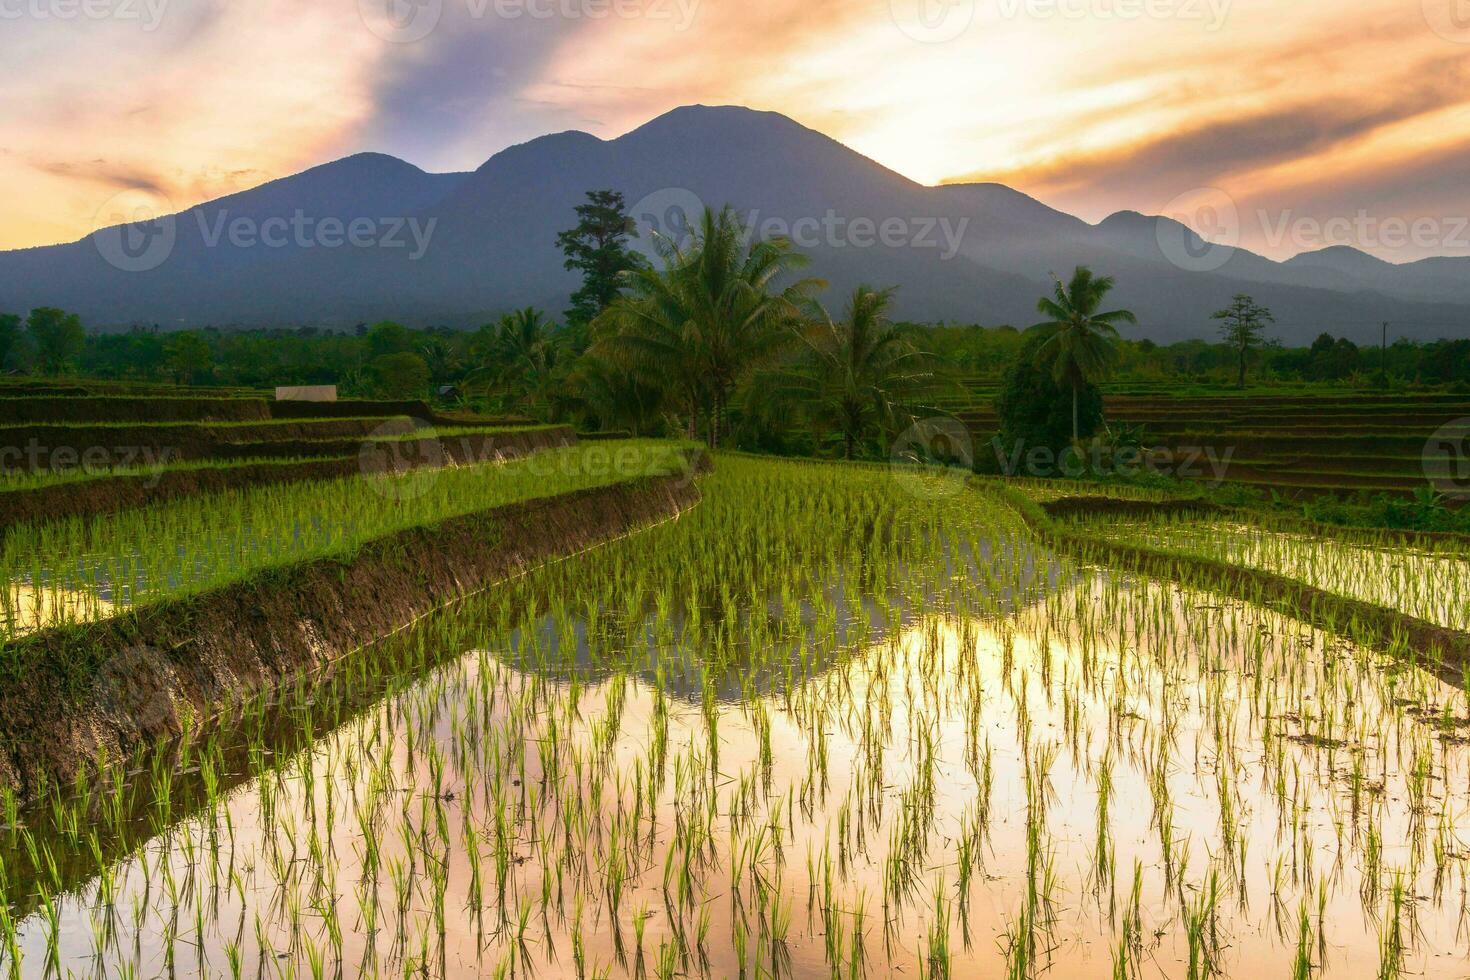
[0,439,691,638]
[0,454,1466,978]
[1073,513,1470,632]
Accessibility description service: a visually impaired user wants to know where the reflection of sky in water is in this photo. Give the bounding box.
[3,515,340,635]
[0,581,114,634]
[6,578,1468,980]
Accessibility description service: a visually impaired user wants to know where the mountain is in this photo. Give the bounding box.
[1285,245,1396,275]
[2,104,1469,343]
[0,154,468,329]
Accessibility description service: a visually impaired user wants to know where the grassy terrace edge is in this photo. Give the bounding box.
[1040,494,1470,550]
[0,425,575,533]
[0,458,707,802]
[992,481,1470,681]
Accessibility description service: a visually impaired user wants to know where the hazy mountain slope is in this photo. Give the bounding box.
[1,105,1467,342]
[0,154,467,328]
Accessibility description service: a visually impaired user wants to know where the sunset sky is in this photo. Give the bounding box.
[4,0,1470,259]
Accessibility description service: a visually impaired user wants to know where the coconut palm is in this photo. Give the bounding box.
[467,307,563,417]
[591,206,822,447]
[565,354,666,436]
[1031,266,1136,443]
[755,286,944,459]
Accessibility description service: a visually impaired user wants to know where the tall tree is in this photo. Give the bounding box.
[556,190,645,339]
[367,320,414,358]
[592,206,822,448]
[1212,294,1274,387]
[27,307,86,375]
[1031,267,1135,444]
[367,351,430,399]
[756,286,943,459]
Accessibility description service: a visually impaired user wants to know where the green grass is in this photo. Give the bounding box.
[0,455,351,492]
[1074,513,1470,630]
[0,439,693,638]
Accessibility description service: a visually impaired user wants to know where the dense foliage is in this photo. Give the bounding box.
[1299,486,1470,534]
[590,206,821,447]
[748,286,944,458]
[4,316,1468,397]
[993,333,1104,465]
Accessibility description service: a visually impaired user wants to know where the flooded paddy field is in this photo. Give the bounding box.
[1075,516,1470,633]
[0,441,688,639]
[2,456,1468,978]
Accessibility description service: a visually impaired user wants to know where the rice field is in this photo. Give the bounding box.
[2,455,1468,978]
[951,389,1470,500]
[0,440,690,639]
[1076,516,1470,632]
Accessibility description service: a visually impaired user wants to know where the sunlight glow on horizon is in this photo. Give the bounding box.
[3,0,1469,260]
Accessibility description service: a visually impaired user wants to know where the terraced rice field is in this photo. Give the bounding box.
[944,381,1470,500]
[0,386,541,475]
[2,455,1469,979]
[1075,515,1470,631]
[0,440,686,638]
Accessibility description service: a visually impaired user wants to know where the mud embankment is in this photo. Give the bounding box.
[1005,488,1470,682]
[0,418,420,472]
[1040,495,1470,549]
[0,468,702,801]
[0,426,575,534]
[215,425,572,464]
[0,397,270,424]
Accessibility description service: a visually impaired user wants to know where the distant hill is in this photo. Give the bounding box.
[2,104,1468,343]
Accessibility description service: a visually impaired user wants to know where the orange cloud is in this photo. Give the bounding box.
[5,0,1470,262]
[0,0,385,249]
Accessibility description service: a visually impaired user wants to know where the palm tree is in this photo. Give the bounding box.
[565,354,665,436]
[756,286,944,458]
[591,206,822,447]
[467,307,562,417]
[1031,267,1136,443]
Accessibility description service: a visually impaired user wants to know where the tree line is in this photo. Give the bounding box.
[4,190,1469,458]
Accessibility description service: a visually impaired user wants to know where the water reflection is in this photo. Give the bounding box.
[498,537,1069,701]
[5,573,1467,979]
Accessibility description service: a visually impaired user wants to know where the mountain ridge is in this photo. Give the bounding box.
[2,104,1468,342]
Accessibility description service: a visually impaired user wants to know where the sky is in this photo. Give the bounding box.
[3,0,1470,260]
